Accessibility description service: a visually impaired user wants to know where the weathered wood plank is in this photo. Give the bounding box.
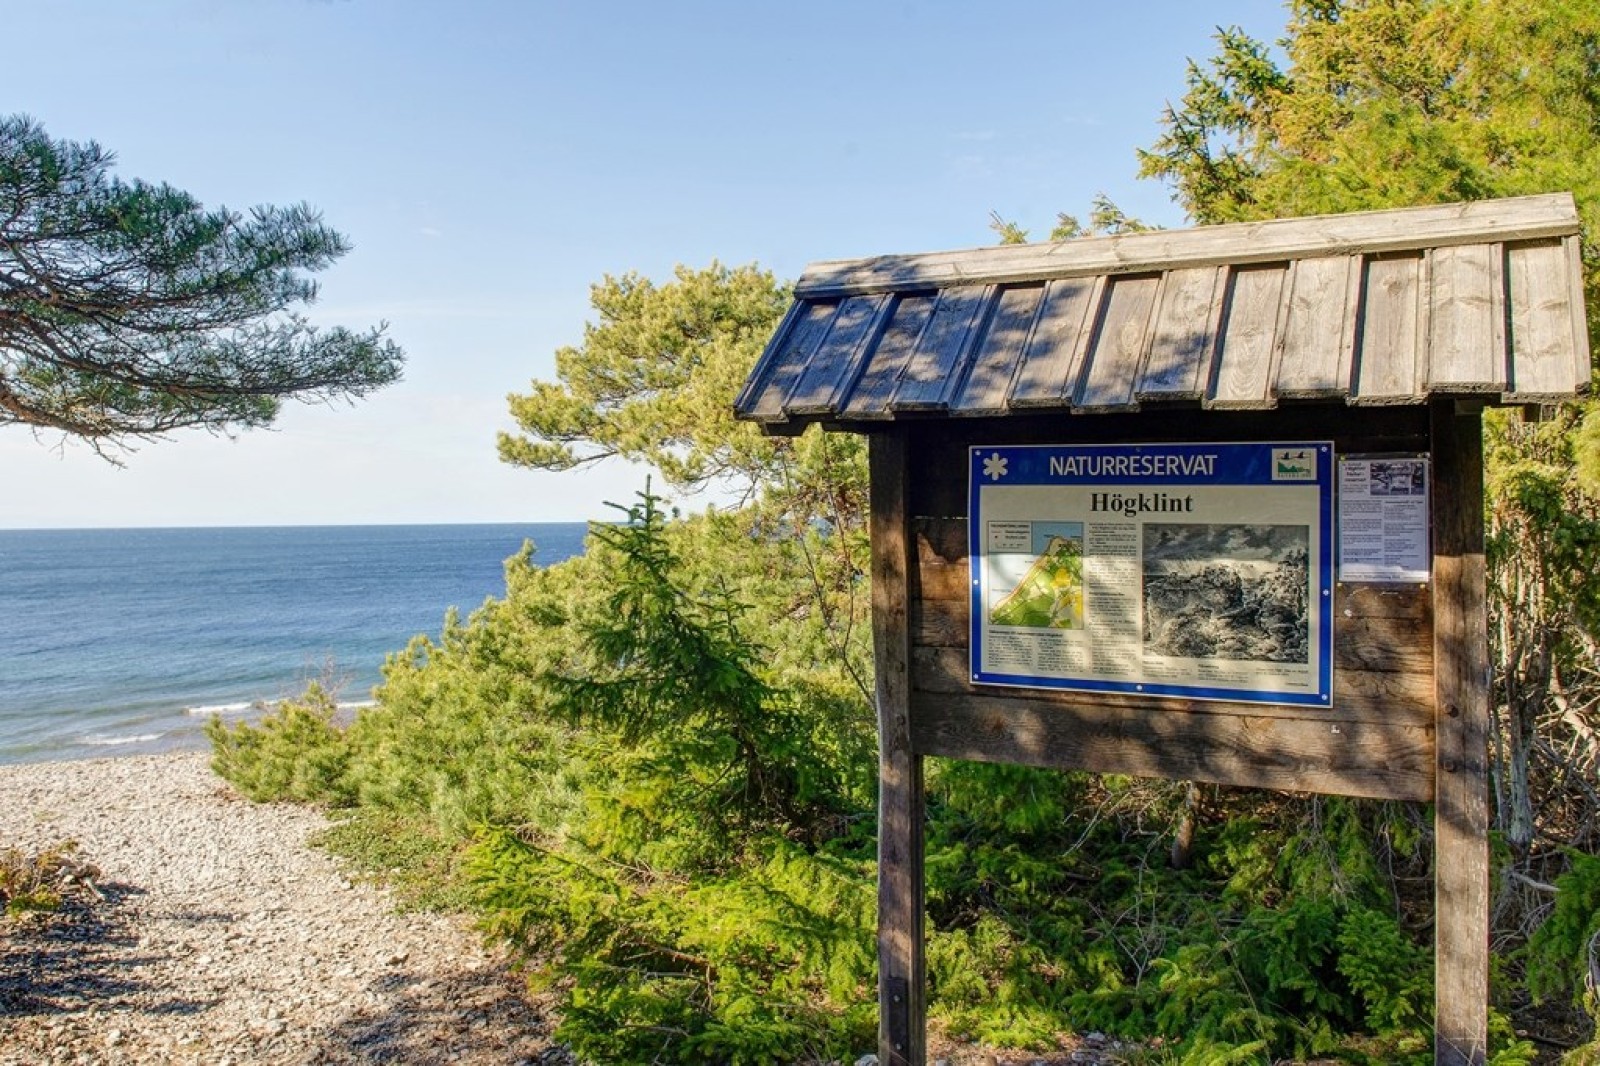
[1277,255,1360,398]
[890,287,991,412]
[914,517,969,600]
[1009,276,1101,407]
[1355,254,1426,403]
[739,299,839,422]
[950,284,1046,416]
[911,645,1433,725]
[1337,615,1435,675]
[870,431,926,1066]
[1077,275,1162,411]
[784,295,890,415]
[733,298,804,420]
[1431,399,1490,1065]
[840,294,938,419]
[1427,244,1503,393]
[796,194,1580,298]
[1139,266,1224,401]
[1565,235,1593,391]
[1508,239,1587,401]
[912,597,966,648]
[1337,582,1433,620]
[908,691,1434,801]
[1209,265,1287,408]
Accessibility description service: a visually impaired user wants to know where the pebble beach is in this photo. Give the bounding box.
[0,753,568,1065]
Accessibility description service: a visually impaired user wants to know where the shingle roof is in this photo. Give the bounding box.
[735,194,1590,432]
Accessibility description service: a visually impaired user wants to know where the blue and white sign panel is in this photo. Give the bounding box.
[969,442,1334,707]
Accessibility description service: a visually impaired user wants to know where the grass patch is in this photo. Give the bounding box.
[310,809,475,913]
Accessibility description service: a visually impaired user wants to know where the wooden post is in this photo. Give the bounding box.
[871,429,925,1066]
[1430,398,1490,1065]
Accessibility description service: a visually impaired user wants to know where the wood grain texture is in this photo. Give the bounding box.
[1356,255,1426,403]
[737,196,1589,430]
[1276,255,1360,398]
[1077,275,1161,411]
[1209,265,1287,408]
[739,300,840,421]
[890,286,991,412]
[1565,235,1593,391]
[870,431,926,1066]
[908,690,1433,801]
[784,295,889,415]
[733,298,804,419]
[1009,276,1101,407]
[796,194,1579,298]
[1430,399,1490,1065]
[914,516,970,599]
[911,597,966,648]
[1337,582,1433,619]
[1427,244,1503,393]
[1508,239,1587,401]
[840,295,938,419]
[950,284,1045,416]
[1140,266,1224,401]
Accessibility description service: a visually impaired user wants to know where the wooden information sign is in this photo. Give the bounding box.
[734,195,1591,1066]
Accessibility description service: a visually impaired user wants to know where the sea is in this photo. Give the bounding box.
[0,523,589,765]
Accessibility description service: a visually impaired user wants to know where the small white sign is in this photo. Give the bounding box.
[1337,456,1430,583]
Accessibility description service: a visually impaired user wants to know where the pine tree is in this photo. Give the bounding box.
[0,115,402,449]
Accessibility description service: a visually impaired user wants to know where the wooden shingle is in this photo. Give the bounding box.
[735,194,1590,431]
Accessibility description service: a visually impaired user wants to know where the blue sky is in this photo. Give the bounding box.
[2,1,1292,527]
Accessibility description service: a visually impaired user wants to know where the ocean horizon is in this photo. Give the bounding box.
[0,523,590,765]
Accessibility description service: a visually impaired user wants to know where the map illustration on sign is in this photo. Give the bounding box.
[969,442,1334,707]
[988,524,1084,629]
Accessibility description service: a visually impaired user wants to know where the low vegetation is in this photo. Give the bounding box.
[0,841,101,919]
[210,480,1591,1062]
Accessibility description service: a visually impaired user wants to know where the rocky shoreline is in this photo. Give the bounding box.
[0,753,566,1065]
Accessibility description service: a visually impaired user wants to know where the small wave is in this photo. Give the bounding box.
[185,701,261,717]
[81,732,164,747]
[183,698,374,718]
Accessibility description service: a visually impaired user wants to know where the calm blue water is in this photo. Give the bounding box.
[0,524,589,765]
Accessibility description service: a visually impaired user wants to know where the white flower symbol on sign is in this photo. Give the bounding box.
[982,453,1009,481]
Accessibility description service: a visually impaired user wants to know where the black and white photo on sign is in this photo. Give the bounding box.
[1368,460,1426,496]
[1142,523,1311,664]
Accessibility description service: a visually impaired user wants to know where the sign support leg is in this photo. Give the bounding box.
[1430,398,1490,1065]
[871,429,925,1066]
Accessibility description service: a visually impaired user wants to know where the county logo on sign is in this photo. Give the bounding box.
[1272,448,1317,481]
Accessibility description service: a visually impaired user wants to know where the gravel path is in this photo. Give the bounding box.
[0,753,566,1065]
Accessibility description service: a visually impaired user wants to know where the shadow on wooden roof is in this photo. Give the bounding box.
[735,194,1590,434]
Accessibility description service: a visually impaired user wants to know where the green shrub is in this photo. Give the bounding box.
[1528,850,1600,1014]
[206,682,353,805]
[465,493,878,1063]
